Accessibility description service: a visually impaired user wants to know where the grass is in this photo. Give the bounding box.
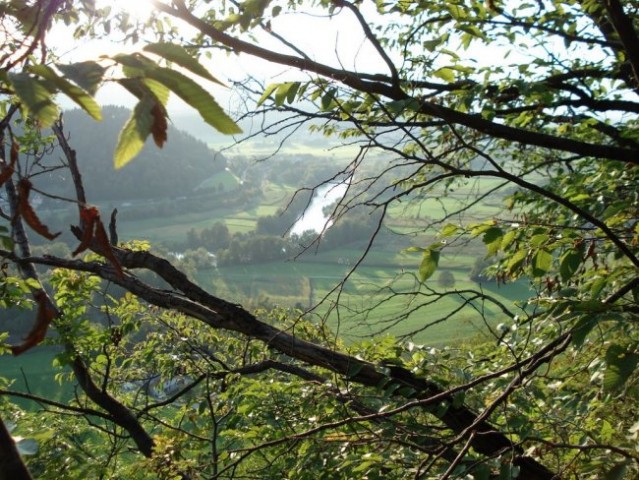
[198,243,531,345]
[0,346,71,409]
[384,177,508,232]
[84,181,520,346]
[117,183,298,244]
[41,177,519,348]
[1,175,530,410]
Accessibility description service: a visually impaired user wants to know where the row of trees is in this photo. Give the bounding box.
[1,0,639,479]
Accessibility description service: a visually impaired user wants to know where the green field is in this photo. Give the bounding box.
[0,346,70,409]
[91,176,523,347]
[197,252,529,345]
[0,174,528,412]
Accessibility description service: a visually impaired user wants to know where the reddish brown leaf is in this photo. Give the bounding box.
[94,217,124,278]
[0,140,18,187]
[11,291,57,355]
[150,103,168,148]
[72,206,99,256]
[72,206,124,278]
[80,205,100,225]
[17,179,61,240]
[10,138,18,164]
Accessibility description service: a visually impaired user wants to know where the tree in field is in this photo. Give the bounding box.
[1,1,639,479]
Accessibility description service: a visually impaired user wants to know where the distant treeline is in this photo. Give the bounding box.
[36,105,229,202]
[184,206,384,267]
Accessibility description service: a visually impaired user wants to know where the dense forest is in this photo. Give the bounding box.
[37,106,230,201]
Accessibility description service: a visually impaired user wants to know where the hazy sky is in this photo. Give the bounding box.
[51,1,390,115]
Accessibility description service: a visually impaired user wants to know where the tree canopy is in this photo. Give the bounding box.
[1,1,639,479]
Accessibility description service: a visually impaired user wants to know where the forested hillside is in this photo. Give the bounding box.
[42,106,229,201]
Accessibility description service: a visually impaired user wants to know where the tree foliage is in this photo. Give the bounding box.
[1,0,639,479]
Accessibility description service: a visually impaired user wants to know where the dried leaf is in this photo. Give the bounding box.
[11,291,57,355]
[0,140,18,187]
[73,206,99,256]
[150,103,168,148]
[17,179,60,240]
[94,217,123,278]
[72,206,124,278]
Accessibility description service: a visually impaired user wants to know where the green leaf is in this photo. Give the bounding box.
[590,276,607,299]
[118,78,160,103]
[470,464,491,480]
[440,223,460,237]
[571,315,598,347]
[532,249,553,277]
[604,344,639,392]
[506,249,527,274]
[559,249,582,282]
[257,83,279,107]
[29,65,101,121]
[433,67,455,83]
[470,221,498,236]
[482,226,503,257]
[56,61,105,96]
[112,52,156,70]
[114,96,156,169]
[604,462,629,480]
[501,229,517,250]
[448,5,467,19]
[242,0,271,17]
[529,233,549,248]
[321,88,336,111]
[120,63,170,107]
[8,72,59,126]
[142,78,170,106]
[143,43,225,85]
[145,67,241,134]
[274,82,300,106]
[498,463,520,480]
[423,37,444,51]
[419,249,440,282]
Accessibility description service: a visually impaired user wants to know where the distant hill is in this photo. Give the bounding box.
[41,106,229,201]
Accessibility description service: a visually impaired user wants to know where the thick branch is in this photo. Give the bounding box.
[71,356,155,457]
[0,416,32,480]
[603,0,639,87]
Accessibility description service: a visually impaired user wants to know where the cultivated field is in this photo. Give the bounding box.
[2,171,529,404]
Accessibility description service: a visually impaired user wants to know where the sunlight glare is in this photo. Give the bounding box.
[99,0,155,21]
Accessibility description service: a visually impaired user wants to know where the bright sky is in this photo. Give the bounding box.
[51,0,390,115]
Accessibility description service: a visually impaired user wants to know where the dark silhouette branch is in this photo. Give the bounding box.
[0,416,32,480]
[602,0,639,88]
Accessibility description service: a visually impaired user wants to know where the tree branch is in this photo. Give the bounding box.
[18,250,557,479]
[602,0,639,88]
[154,0,639,164]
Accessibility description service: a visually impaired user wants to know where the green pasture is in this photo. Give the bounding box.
[385,177,509,233]
[118,183,297,244]
[0,346,71,409]
[198,245,531,345]
[37,177,518,348]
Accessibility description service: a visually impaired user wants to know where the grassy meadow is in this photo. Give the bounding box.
[107,173,524,345]
[1,169,529,408]
[0,346,70,409]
